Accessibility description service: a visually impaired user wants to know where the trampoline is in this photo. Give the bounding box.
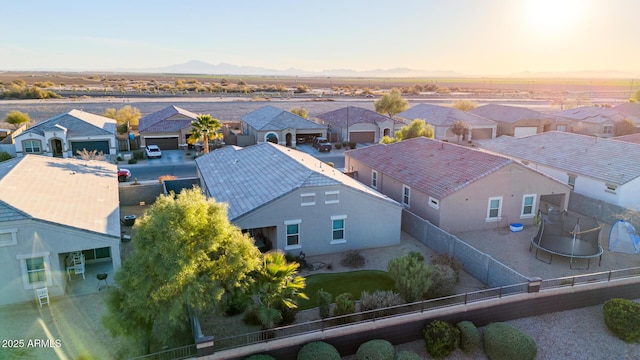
[529,209,603,270]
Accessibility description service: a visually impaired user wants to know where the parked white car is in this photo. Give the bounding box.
[145,145,162,159]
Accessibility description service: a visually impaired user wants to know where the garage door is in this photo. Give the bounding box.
[70,141,110,155]
[471,128,494,140]
[144,137,179,150]
[514,127,538,138]
[349,131,375,143]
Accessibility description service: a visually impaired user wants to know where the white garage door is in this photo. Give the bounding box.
[514,127,538,138]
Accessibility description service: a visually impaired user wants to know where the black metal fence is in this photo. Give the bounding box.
[127,344,196,360]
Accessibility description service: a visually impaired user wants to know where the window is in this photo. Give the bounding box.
[17,252,52,289]
[371,170,378,189]
[557,125,567,132]
[0,228,17,247]
[26,257,46,284]
[486,197,503,222]
[428,197,440,210]
[605,183,617,194]
[521,194,536,218]
[284,219,302,249]
[402,185,410,207]
[603,125,613,134]
[23,140,42,153]
[567,175,576,190]
[83,247,112,262]
[300,193,316,206]
[331,215,347,244]
[325,190,339,204]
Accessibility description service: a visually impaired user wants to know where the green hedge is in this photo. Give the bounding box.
[355,339,394,360]
[297,341,340,360]
[395,350,421,360]
[244,354,275,360]
[456,321,480,354]
[483,322,536,360]
[423,320,460,359]
[603,298,640,342]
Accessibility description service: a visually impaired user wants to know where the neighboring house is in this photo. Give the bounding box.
[345,137,570,233]
[613,102,640,120]
[613,132,640,145]
[397,103,497,141]
[138,105,199,149]
[315,106,404,143]
[478,131,640,211]
[469,104,555,137]
[0,155,121,306]
[196,142,402,256]
[14,109,117,158]
[240,106,326,146]
[550,106,640,138]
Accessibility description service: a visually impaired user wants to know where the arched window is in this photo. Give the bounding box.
[265,132,279,143]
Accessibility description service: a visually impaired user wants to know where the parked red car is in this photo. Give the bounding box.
[118,168,131,182]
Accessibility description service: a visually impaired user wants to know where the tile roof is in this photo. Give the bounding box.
[346,137,512,199]
[196,142,394,220]
[19,109,116,137]
[550,106,635,124]
[241,105,326,131]
[0,155,120,236]
[138,105,199,133]
[316,106,402,127]
[613,103,640,118]
[469,104,548,123]
[478,131,640,185]
[613,132,640,144]
[398,103,496,126]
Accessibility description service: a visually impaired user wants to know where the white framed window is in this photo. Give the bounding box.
[402,185,411,207]
[0,228,18,247]
[428,197,440,210]
[567,174,576,190]
[325,190,339,204]
[371,170,378,189]
[17,252,52,289]
[486,197,503,222]
[521,194,536,218]
[23,140,42,153]
[284,219,302,249]
[603,125,613,134]
[605,183,617,194]
[300,193,316,206]
[557,125,567,132]
[331,215,347,244]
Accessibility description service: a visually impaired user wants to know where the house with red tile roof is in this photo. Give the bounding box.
[345,137,570,232]
[138,105,199,149]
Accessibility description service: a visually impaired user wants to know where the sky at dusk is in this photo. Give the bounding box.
[1,0,638,76]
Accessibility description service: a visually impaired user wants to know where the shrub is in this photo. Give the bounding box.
[132,149,145,160]
[430,253,463,281]
[483,322,536,360]
[297,341,340,360]
[317,289,332,319]
[423,320,460,359]
[395,350,421,360]
[456,321,480,354]
[355,339,394,360]
[116,155,123,162]
[334,293,355,324]
[245,354,275,360]
[387,252,431,303]
[276,301,299,325]
[426,264,458,299]
[0,151,14,162]
[349,142,357,149]
[242,306,261,326]
[127,159,137,164]
[603,298,640,342]
[341,250,365,268]
[334,143,342,149]
[360,290,403,318]
[222,291,250,316]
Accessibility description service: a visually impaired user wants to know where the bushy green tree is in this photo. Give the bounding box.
[450,120,470,143]
[317,289,332,319]
[102,105,141,127]
[374,88,409,117]
[387,252,431,303]
[4,110,30,129]
[334,293,356,324]
[451,99,478,112]
[395,119,434,141]
[290,107,309,119]
[423,320,460,359]
[190,114,222,154]
[102,187,261,354]
[614,118,638,136]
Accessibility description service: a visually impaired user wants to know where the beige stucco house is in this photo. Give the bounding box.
[240,106,327,147]
[315,106,404,143]
[550,106,640,138]
[470,104,553,137]
[345,137,570,233]
[138,105,199,149]
[0,155,121,306]
[196,142,402,256]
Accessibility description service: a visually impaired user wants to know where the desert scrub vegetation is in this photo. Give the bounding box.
[359,290,403,317]
[387,252,431,303]
[603,298,640,342]
[0,83,61,99]
[423,320,460,359]
[483,322,537,360]
[356,339,394,360]
[341,250,365,268]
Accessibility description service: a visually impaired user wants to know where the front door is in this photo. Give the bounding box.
[286,133,292,147]
[51,139,63,157]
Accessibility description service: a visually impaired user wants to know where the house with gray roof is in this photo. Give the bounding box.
[613,132,640,145]
[13,109,117,158]
[315,106,404,143]
[0,155,121,306]
[478,131,640,211]
[550,106,640,138]
[613,102,640,120]
[138,105,199,149]
[345,137,570,232]
[397,103,497,141]
[469,104,556,137]
[240,106,326,147]
[196,142,402,256]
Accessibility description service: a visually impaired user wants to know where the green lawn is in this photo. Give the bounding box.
[298,270,396,310]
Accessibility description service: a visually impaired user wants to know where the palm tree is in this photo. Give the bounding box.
[190,114,222,154]
[251,251,308,330]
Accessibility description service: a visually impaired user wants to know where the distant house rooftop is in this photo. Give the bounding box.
[138,105,198,133]
[398,103,496,126]
[241,106,325,131]
[469,104,548,123]
[316,106,402,127]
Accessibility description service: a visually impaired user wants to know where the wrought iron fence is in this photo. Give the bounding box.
[128,344,196,360]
